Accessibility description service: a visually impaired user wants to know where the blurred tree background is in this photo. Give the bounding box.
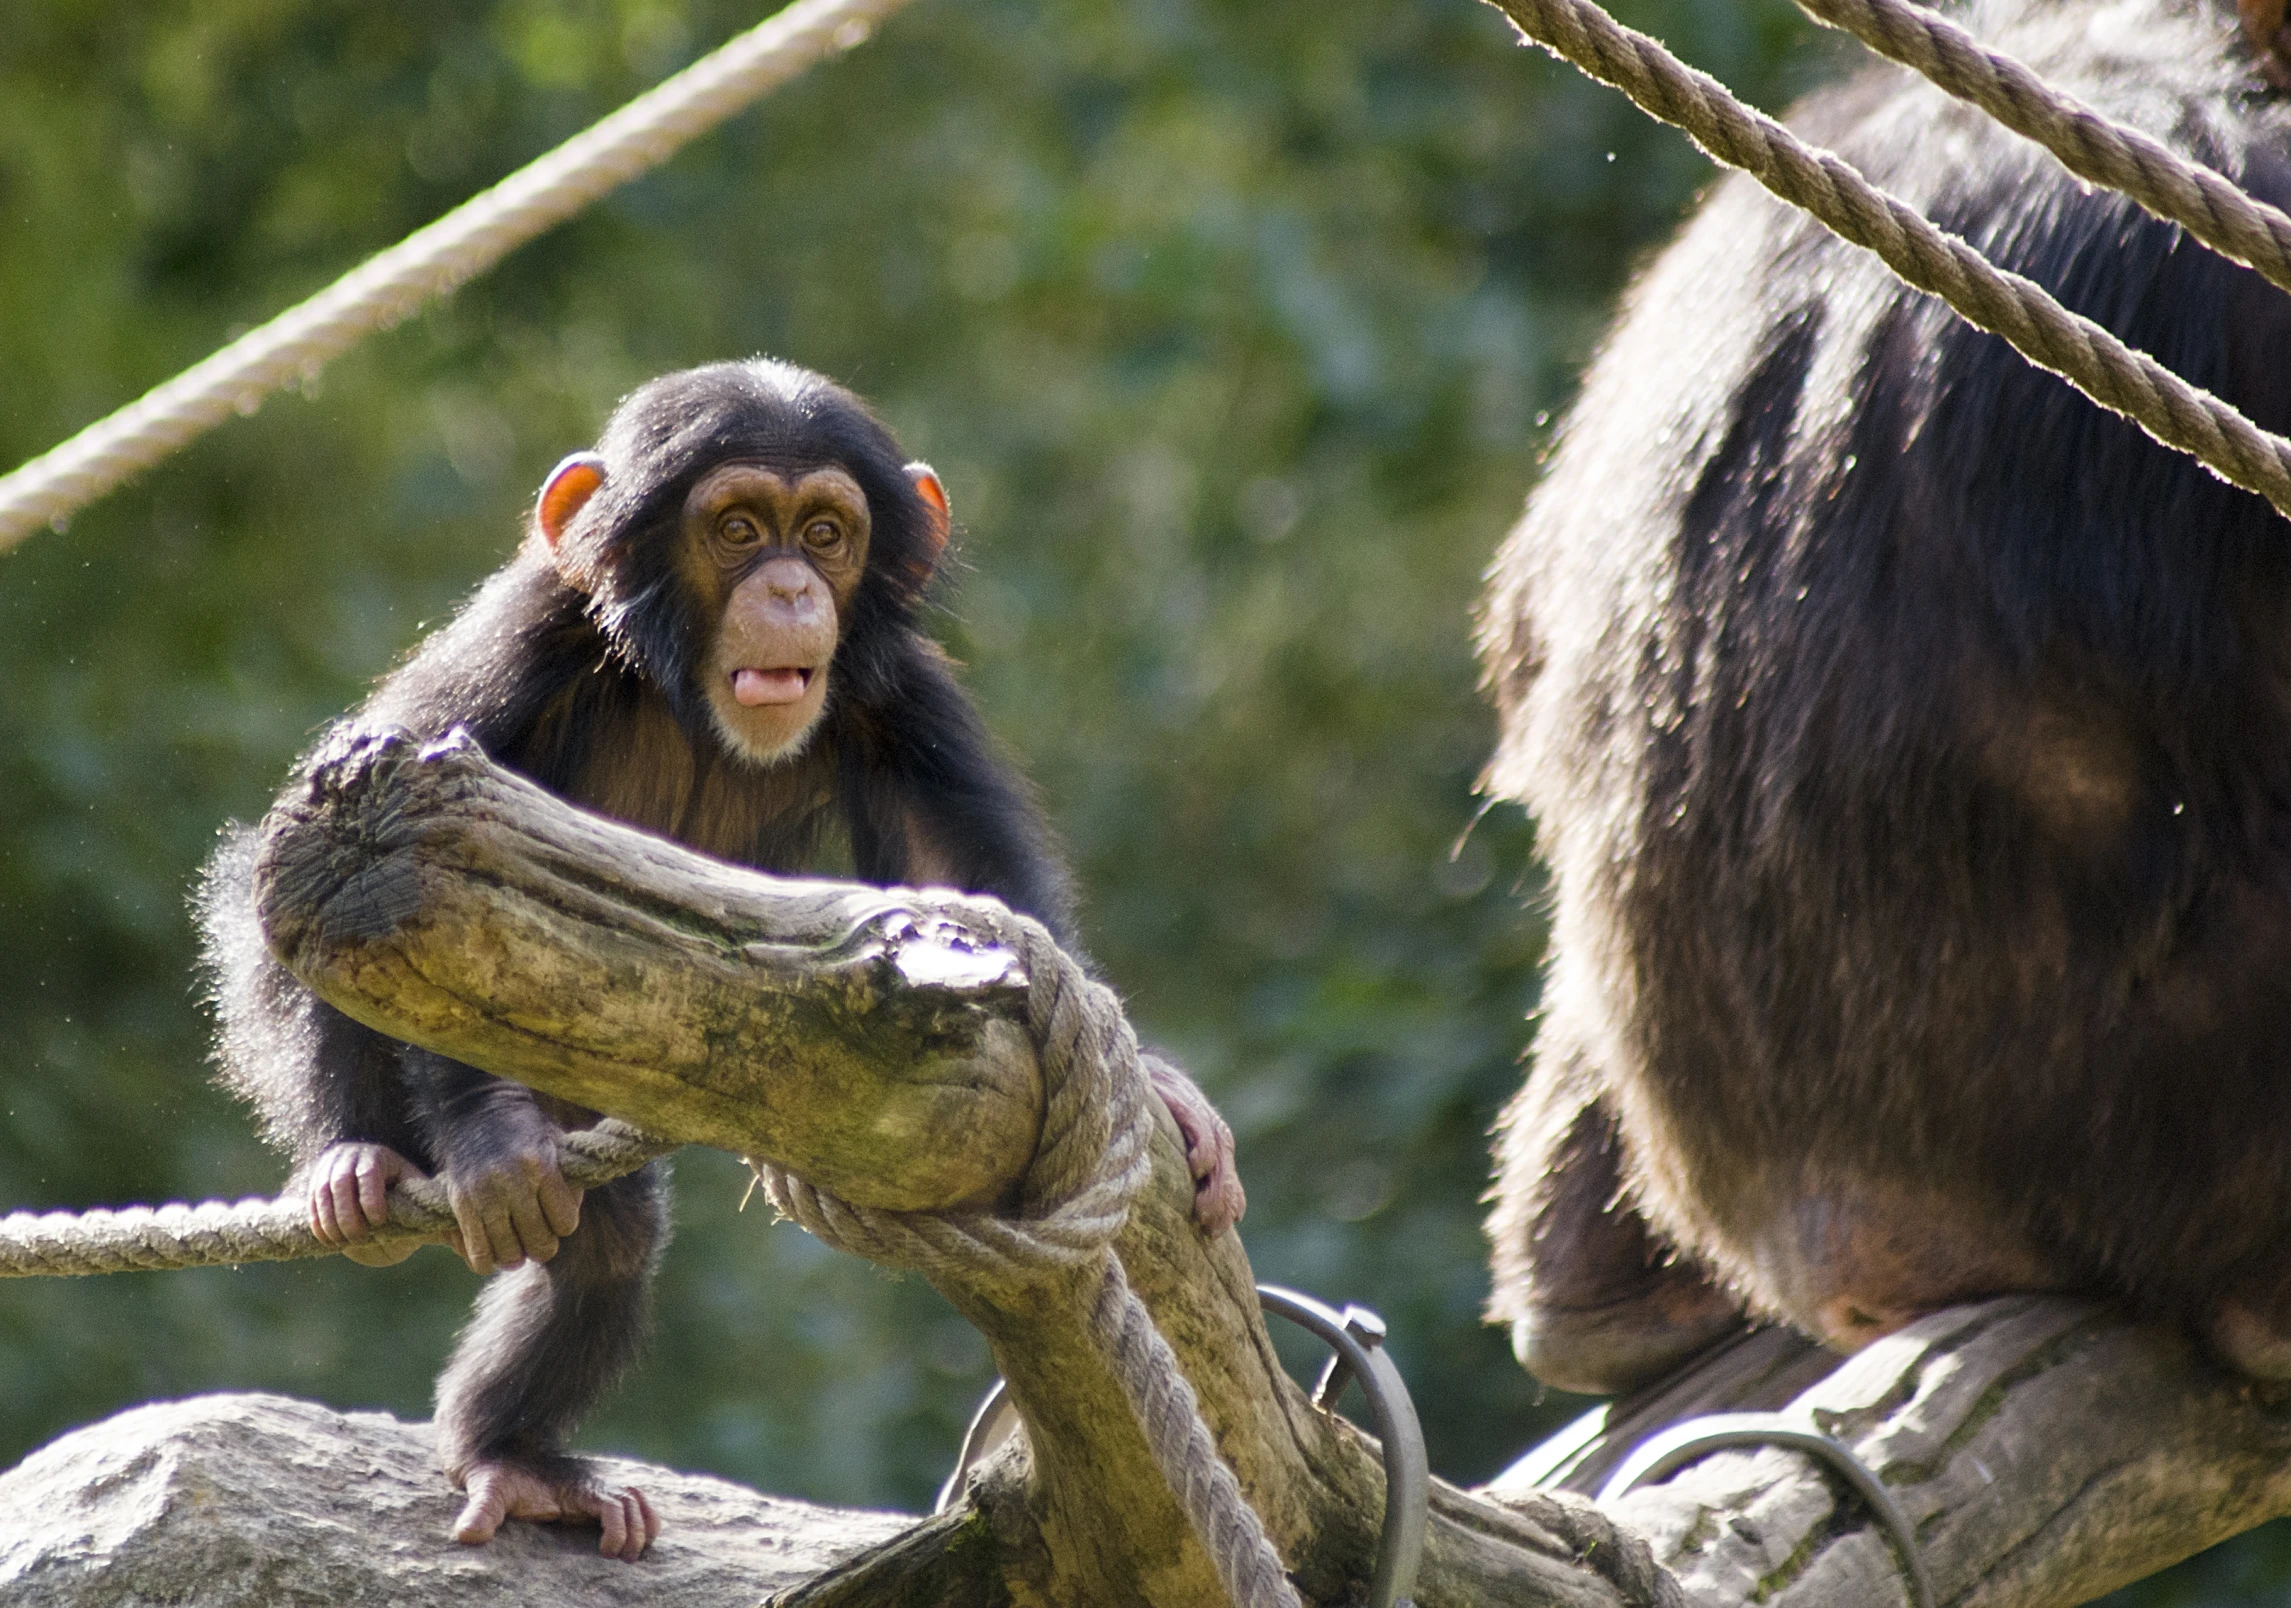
[0,0,2277,1598]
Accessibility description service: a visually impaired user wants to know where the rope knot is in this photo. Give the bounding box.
[755,909,1153,1290]
[754,906,1300,1608]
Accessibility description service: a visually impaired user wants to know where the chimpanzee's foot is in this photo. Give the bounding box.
[1142,1055,1246,1234]
[1512,1256,1748,1396]
[2210,1286,2291,1381]
[450,1457,660,1561]
[1490,1076,1748,1393]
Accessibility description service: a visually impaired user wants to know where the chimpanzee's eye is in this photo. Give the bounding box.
[721,515,762,546]
[802,518,843,552]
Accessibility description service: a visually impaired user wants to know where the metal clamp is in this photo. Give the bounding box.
[936,1285,1429,1608]
[936,1376,1018,1513]
[1596,1410,1934,1608]
[1256,1285,1428,1608]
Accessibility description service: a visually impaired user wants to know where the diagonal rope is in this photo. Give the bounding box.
[1484,0,2291,522]
[0,0,919,555]
[1791,0,2291,298]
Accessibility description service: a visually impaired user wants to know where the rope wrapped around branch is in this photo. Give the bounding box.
[0,907,1294,1608]
[760,913,1300,1608]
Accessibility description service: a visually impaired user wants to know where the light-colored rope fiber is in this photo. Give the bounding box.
[1485,0,2291,522]
[0,1120,674,1277]
[0,917,1294,1606]
[1794,0,2291,298]
[759,915,1300,1608]
[0,0,918,556]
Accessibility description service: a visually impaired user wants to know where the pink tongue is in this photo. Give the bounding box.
[732,668,807,707]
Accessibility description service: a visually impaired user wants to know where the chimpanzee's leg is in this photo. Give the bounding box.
[434,1163,669,1561]
[1488,1059,1745,1396]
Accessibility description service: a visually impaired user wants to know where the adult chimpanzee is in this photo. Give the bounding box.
[1480,0,2291,1396]
[201,358,1241,1558]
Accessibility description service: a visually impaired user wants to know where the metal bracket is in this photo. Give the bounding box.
[1256,1284,1428,1608]
[936,1376,1018,1514]
[1596,1410,1935,1608]
[936,1284,1430,1608]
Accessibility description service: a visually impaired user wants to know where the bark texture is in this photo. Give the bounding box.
[195,728,2291,1606]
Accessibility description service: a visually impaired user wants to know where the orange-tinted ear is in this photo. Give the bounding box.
[536,453,607,550]
[905,461,950,558]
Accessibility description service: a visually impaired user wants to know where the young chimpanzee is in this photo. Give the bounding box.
[201,358,1241,1557]
[1480,1,2291,1395]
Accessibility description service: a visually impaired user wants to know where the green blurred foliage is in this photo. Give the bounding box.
[0,0,2279,1595]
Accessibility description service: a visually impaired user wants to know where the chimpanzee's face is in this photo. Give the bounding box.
[675,461,872,764]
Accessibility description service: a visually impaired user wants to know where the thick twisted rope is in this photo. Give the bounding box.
[1794,0,2291,298]
[0,0,917,555]
[761,915,1300,1608]
[0,1120,673,1277]
[1486,0,2291,521]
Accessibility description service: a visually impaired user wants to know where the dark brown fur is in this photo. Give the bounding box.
[200,359,1077,1549]
[1481,1,2291,1393]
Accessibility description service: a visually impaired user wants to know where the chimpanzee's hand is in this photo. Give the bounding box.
[450,1457,660,1561]
[306,1142,425,1267]
[438,1102,585,1275]
[1143,1055,1246,1235]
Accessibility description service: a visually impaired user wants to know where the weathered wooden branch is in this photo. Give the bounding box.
[1502,1304,2291,1606]
[243,729,2291,1606]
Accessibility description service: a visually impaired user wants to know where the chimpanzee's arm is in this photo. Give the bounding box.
[198,823,430,1167]
[197,558,597,1257]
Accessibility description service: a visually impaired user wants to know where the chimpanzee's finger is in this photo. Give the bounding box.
[327,1165,371,1241]
[505,1187,561,1266]
[540,1173,583,1240]
[354,1152,395,1231]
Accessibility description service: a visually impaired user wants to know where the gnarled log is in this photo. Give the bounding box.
[235,729,2291,1606]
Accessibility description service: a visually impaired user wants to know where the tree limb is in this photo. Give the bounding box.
[243,729,2291,1606]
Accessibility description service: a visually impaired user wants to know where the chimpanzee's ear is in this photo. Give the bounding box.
[537,453,608,552]
[904,462,951,559]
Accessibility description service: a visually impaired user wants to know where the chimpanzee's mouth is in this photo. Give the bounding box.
[730,666,816,707]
